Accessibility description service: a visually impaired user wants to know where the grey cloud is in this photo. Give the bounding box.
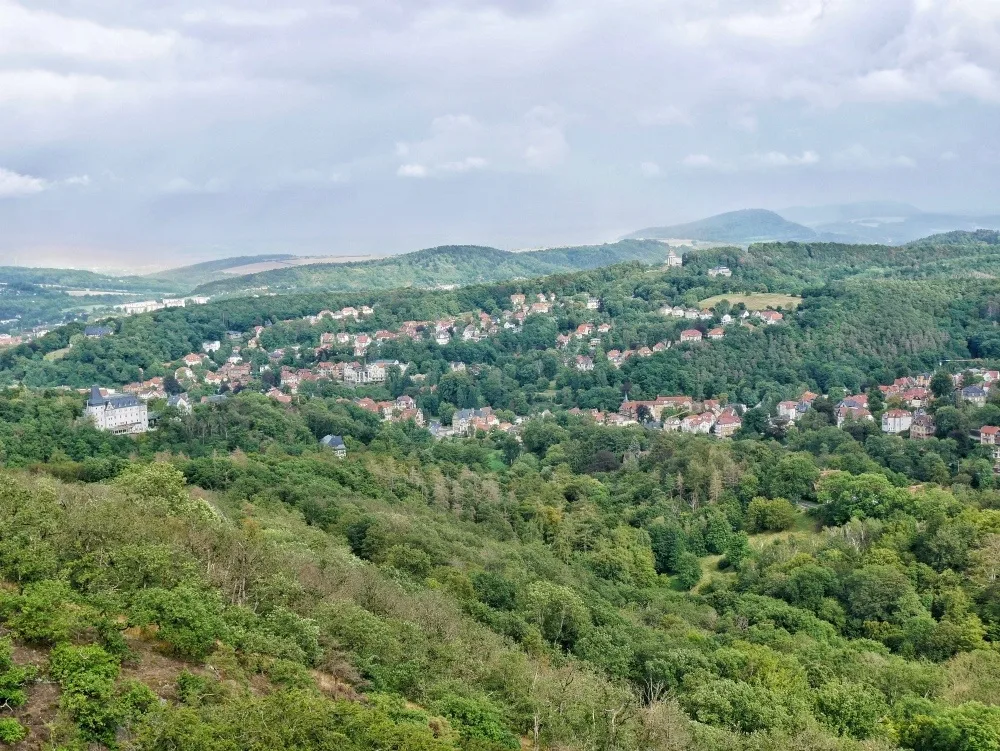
[0,0,997,265]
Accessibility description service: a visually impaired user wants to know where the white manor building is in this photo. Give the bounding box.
[85,386,148,435]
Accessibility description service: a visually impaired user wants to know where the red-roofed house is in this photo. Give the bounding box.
[714,412,742,437]
[680,329,702,343]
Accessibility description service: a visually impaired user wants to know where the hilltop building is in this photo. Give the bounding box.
[85,386,148,435]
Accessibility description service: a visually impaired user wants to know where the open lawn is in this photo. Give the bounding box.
[43,347,70,361]
[699,292,802,310]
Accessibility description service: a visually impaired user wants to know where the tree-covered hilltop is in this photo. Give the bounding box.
[6,381,1000,748]
[0,267,178,294]
[682,229,1000,291]
[188,240,677,296]
[626,208,822,244]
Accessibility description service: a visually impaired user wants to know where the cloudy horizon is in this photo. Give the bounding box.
[1,0,998,270]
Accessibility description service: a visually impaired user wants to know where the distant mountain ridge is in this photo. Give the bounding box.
[625,209,823,244]
[627,205,1000,246]
[189,240,678,297]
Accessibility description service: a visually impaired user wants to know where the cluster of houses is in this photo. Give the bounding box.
[568,396,745,438]
[605,342,671,368]
[0,325,55,349]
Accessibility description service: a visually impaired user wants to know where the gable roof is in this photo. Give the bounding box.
[321,435,346,449]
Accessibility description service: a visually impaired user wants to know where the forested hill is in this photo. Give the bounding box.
[680,229,1000,290]
[188,240,676,296]
[144,254,299,288]
[0,266,178,294]
[625,208,823,243]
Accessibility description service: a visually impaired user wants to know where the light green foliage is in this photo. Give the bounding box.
[131,584,227,660]
[521,581,590,648]
[431,694,519,749]
[814,680,888,738]
[49,643,156,745]
[0,718,27,744]
[0,579,97,645]
[899,701,1000,751]
[746,497,798,532]
[0,637,36,708]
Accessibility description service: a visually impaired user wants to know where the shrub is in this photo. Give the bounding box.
[432,694,519,750]
[0,637,37,707]
[745,497,797,532]
[0,580,96,645]
[0,718,27,744]
[131,584,227,660]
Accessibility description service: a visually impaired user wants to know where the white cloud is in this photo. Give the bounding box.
[162,177,227,194]
[681,153,718,169]
[0,167,47,197]
[746,150,820,167]
[0,1,176,62]
[397,164,428,178]
[396,108,568,177]
[681,150,820,172]
[639,161,661,177]
[636,105,692,127]
[830,144,918,170]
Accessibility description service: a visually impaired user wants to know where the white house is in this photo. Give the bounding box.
[882,409,913,434]
[86,386,148,435]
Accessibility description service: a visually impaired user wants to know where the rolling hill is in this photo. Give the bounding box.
[189,240,677,296]
[625,208,821,244]
[145,254,300,288]
[0,266,178,294]
[779,202,1000,245]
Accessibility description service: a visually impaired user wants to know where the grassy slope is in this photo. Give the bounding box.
[145,254,300,290]
[189,241,673,296]
[698,293,802,310]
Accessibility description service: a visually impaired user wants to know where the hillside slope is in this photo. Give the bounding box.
[189,240,675,296]
[146,254,300,289]
[626,209,820,244]
[0,266,177,294]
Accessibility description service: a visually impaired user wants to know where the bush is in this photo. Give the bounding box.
[745,497,797,532]
[131,584,227,660]
[0,637,37,707]
[0,718,27,744]
[0,580,96,645]
[432,694,519,750]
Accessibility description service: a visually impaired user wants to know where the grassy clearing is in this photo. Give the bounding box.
[43,347,70,362]
[699,292,802,310]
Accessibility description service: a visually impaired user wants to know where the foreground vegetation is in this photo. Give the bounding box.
[4,380,1000,749]
[5,231,1000,749]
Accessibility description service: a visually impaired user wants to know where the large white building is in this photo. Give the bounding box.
[85,386,148,435]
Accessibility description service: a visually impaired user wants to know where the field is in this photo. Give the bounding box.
[699,292,802,310]
[219,254,387,276]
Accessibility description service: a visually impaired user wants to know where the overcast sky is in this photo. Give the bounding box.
[1,0,998,269]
